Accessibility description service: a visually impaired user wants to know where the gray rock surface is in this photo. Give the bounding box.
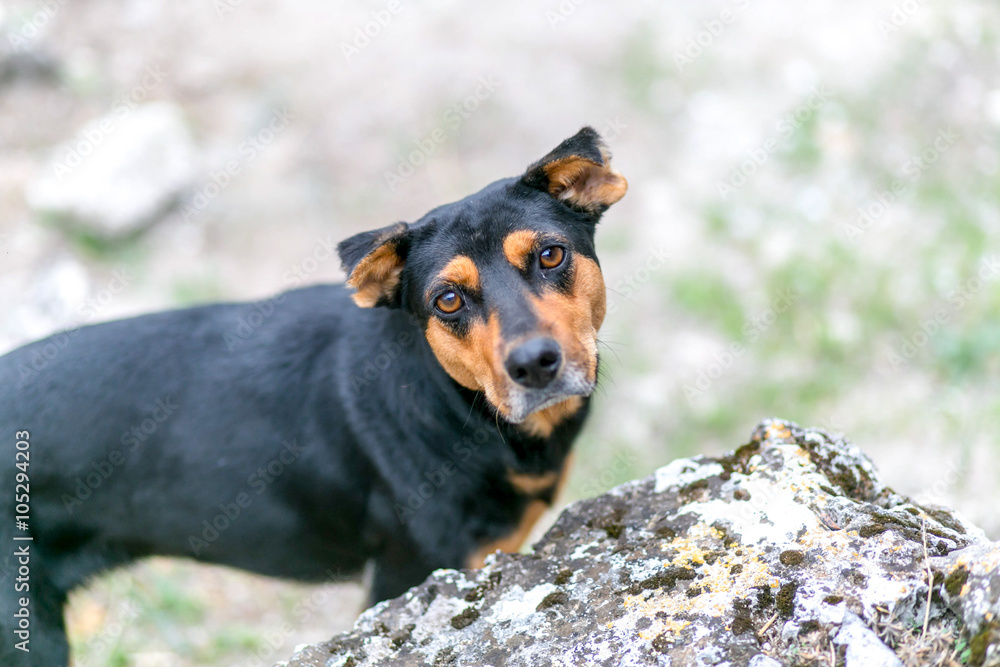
[27,102,196,237]
[280,419,1000,667]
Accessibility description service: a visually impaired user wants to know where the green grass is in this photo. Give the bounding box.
[672,273,746,339]
[171,275,227,305]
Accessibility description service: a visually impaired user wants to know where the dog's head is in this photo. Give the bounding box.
[338,127,627,436]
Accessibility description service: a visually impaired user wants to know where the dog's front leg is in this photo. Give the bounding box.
[367,538,440,606]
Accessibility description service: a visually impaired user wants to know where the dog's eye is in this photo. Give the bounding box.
[434,290,464,315]
[539,246,566,270]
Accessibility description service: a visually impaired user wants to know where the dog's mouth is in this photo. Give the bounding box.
[501,365,595,424]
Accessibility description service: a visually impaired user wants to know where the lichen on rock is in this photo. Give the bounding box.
[279,419,1000,667]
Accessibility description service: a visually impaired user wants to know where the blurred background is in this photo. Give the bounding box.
[1,0,998,664]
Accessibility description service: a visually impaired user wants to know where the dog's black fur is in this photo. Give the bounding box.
[0,127,627,665]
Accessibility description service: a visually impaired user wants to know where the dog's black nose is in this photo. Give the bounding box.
[505,337,562,389]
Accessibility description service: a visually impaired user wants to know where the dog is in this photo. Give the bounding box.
[0,127,627,665]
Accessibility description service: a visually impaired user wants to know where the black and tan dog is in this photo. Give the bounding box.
[0,127,626,665]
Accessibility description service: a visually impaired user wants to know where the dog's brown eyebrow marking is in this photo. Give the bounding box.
[437,255,480,293]
[503,230,539,271]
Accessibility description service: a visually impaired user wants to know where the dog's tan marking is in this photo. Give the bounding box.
[556,451,575,498]
[528,256,605,380]
[438,255,480,293]
[466,500,548,569]
[512,256,603,436]
[503,230,539,271]
[426,313,510,415]
[507,469,559,496]
[520,396,585,439]
[346,226,407,308]
[426,253,604,428]
[468,453,576,568]
[543,148,628,212]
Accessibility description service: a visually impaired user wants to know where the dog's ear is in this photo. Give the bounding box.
[338,222,410,308]
[521,126,627,215]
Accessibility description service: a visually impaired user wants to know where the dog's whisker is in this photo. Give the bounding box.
[597,340,623,365]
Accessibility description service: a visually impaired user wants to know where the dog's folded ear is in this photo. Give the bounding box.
[521,126,627,215]
[338,222,410,308]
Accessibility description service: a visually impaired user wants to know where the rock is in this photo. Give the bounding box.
[27,102,197,237]
[279,419,1000,667]
[0,49,60,84]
